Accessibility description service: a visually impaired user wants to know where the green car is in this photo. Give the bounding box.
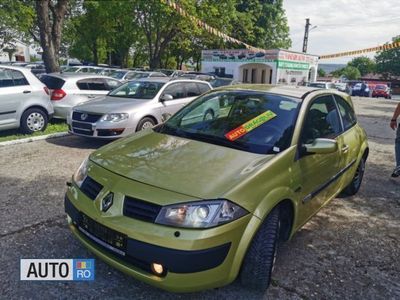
[65,85,368,292]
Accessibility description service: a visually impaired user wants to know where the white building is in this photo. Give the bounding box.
[201,49,318,85]
[0,39,30,63]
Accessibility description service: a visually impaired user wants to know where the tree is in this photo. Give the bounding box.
[236,0,291,49]
[348,56,376,76]
[317,68,326,77]
[35,0,69,73]
[341,66,361,80]
[375,36,400,79]
[0,0,35,58]
[133,0,196,69]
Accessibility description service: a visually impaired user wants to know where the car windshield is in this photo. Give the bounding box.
[63,67,80,72]
[110,71,127,79]
[376,85,387,90]
[108,81,165,99]
[210,78,233,88]
[308,83,326,88]
[156,91,300,154]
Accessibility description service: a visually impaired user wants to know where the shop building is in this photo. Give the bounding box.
[201,49,319,85]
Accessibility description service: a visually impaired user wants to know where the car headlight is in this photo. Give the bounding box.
[72,158,89,188]
[99,113,129,122]
[155,200,248,228]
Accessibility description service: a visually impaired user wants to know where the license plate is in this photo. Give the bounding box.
[78,213,127,256]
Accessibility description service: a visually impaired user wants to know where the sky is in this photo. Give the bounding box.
[283,0,400,64]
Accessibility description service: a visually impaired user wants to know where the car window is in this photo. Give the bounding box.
[197,83,211,94]
[124,72,137,80]
[163,83,186,100]
[185,82,201,97]
[76,78,107,90]
[40,75,65,89]
[334,95,357,131]
[301,95,342,144]
[0,68,15,87]
[10,70,29,86]
[104,79,121,90]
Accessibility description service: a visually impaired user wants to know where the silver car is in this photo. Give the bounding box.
[0,65,53,133]
[109,70,167,82]
[40,73,122,119]
[67,78,212,138]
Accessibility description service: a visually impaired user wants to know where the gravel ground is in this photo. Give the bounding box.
[0,97,399,300]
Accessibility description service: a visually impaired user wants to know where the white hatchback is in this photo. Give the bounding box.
[0,65,53,133]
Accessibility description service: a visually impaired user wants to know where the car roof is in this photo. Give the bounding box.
[132,77,210,85]
[214,84,327,99]
[0,65,30,72]
[44,73,116,80]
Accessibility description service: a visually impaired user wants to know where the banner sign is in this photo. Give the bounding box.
[225,111,277,141]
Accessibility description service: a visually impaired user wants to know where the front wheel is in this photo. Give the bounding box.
[136,117,156,132]
[20,108,48,134]
[240,206,280,291]
[340,158,365,197]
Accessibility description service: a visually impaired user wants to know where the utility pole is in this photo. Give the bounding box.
[302,18,310,53]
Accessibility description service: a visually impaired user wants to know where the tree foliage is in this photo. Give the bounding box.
[348,56,376,76]
[375,36,400,79]
[1,0,293,70]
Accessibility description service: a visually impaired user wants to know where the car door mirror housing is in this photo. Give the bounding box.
[160,94,173,102]
[304,138,338,155]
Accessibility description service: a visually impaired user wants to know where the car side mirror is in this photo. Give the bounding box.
[160,94,173,102]
[304,138,338,155]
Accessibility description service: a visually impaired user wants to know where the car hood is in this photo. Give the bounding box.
[90,130,274,199]
[74,96,150,114]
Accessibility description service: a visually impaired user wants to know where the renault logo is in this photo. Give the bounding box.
[80,113,88,121]
[101,193,114,212]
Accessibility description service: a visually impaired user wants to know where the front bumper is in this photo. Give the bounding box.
[68,117,133,139]
[64,178,259,292]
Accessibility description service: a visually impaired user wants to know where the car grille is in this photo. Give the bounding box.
[72,128,94,136]
[123,196,162,223]
[72,111,102,123]
[80,176,103,200]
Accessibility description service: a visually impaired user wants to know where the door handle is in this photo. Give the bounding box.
[342,145,349,153]
[23,90,31,94]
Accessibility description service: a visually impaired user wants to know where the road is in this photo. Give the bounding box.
[1,97,399,300]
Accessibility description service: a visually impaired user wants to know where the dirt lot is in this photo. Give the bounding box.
[1,97,399,300]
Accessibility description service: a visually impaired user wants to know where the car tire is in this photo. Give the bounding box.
[203,109,214,121]
[20,108,48,134]
[240,206,280,291]
[340,158,365,197]
[136,117,156,132]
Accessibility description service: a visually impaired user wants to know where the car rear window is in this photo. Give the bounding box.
[40,75,65,89]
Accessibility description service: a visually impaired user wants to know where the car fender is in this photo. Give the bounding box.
[226,187,298,282]
[19,95,53,118]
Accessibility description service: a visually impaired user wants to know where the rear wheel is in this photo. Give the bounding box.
[20,108,48,134]
[136,117,156,132]
[340,158,365,197]
[240,206,280,291]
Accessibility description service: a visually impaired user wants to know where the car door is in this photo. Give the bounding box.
[0,68,30,128]
[293,94,344,223]
[158,82,191,121]
[333,95,361,188]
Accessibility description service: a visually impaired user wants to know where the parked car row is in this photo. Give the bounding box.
[0,65,215,136]
[307,81,393,99]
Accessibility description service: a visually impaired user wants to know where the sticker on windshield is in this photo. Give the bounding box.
[225,110,277,141]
